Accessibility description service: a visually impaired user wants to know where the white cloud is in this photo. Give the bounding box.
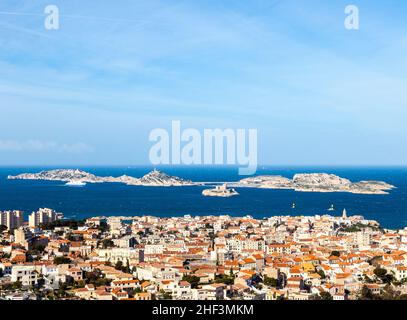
[0,139,94,153]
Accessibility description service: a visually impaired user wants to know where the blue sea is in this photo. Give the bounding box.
[0,166,406,229]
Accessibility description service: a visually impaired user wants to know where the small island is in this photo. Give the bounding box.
[202,184,239,197]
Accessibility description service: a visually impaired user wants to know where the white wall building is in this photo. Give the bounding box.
[11,265,38,286]
[28,208,61,227]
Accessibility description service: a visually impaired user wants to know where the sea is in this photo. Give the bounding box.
[0,166,406,229]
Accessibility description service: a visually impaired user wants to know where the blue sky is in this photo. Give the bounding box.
[0,0,406,166]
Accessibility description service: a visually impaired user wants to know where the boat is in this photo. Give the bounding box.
[292,203,296,209]
[328,204,335,211]
[65,180,86,187]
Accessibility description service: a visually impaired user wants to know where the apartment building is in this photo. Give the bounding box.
[0,210,24,230]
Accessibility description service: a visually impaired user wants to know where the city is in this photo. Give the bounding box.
[1,208,407,300]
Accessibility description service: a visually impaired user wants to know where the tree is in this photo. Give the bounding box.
[320,292,333,300]
[215,274,234,285]
[31,244,46,252]
[54,256,71,265]
[311,292,333,300]
[98,221,109,232]
[102,239,114,249]
[0,225,7,233]
[263,276,278,287]
[84,271,99,283]
[374,267,393,284]
[40,219,85,230]
[360,285,374,300]
[316,269,326,279]
[160,290,172,300]
[12,281,22,290]
[330,251,341,257]
[182,275,200,289]
[374,267,387,278]
[115,260,123,271]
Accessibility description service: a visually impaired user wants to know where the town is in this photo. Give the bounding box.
[1,208,407,300]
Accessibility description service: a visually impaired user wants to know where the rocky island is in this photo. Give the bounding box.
[7,169,197,187]
[7,170,395,194]
[237,173,395,195]
[202,184,239,197]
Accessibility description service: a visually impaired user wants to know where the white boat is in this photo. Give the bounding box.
[65,180,86,187]
[328,204,335,211]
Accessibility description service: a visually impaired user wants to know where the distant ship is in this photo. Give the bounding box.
[65,180,86,187]
[292,203,296,209]
[328,204,335,211]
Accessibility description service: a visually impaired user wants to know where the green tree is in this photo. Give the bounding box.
[263,276,278,287]
[360,285,374,300]
[374,267,393,284]
[320,292,333,300]
[316,269,326,279]
[160,290,172,300]
[330,251,340,257]
[12,281,22,290]
[182,275,200,289]
[102,239,114,249]
[98,221,109,232]
[54,256,71,265]
[40,219,85,230]
[215,274,234,285]
[32,244,46,252]
[115,260,123,271]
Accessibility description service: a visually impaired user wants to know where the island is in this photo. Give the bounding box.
[7,169,197,187]
[202,184,239,197]
[236,173,395,195]
[7,170,395,194]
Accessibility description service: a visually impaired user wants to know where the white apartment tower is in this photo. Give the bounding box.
[28,208,60,227]
[0,210,24,230]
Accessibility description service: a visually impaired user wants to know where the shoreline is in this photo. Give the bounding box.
[24,212,407,232]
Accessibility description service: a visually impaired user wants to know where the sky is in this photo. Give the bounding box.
[0,0,406,166]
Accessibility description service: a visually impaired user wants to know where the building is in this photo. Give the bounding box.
[14,227,34,248]
[28,208,61,227]
[11,265,38,286]
[0,210,24,230]
[113,235,137,248]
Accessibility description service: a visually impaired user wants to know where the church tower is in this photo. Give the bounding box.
[342,208,347,219]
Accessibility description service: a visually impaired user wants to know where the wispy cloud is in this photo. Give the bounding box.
[0,140,94,153]
[0,0,406,165]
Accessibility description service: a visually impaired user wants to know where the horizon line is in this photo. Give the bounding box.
[1,164,407,168]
